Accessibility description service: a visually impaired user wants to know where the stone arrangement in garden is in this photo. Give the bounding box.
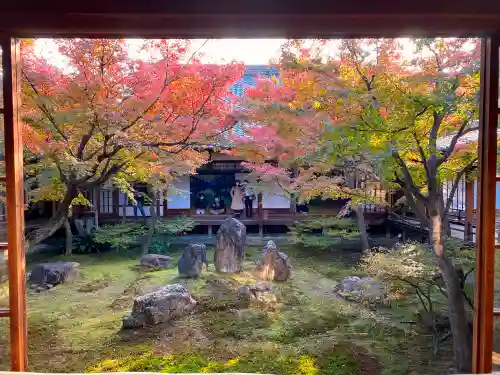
[140,254,173,269]
[255,240,291,281]
[122,283,197,329]
[214,217,246,273]
[29,261,80,290]
[178,243,208,278]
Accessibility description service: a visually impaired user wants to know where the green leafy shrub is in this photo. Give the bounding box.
[288,216,360,249]
[154,216,196,236]
[72,235,108,253]
[146,216,197,254]
[91,223,147,252]
[147,237,171,254]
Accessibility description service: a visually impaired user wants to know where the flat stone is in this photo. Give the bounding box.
[238,282,276,304]
[122,284,197,329]
[29,262,80,286]
[140,254,173,269]
[334,276,385,303]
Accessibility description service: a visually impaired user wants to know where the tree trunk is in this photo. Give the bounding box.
[25,185,78,250]
[354,204,369,251]
[141,188,157,255]
[64,218,73,255]
[430,214,472,373]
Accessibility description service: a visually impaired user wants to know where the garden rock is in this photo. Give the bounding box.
[122,284,197,329]
[237,281,276,304]
[140,254,173,269]
[334,276,384,303]
[256,240,291,281]
[178,244,208,278]
[29,262,80,286]
[214,218,246,273]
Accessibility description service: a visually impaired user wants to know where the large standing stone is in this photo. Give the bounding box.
[256,240,291,281]
[122,284,197,329]
[140,254,173,269]
[29,262,80,286]
[178,244,208,278]
[214,218,246,273]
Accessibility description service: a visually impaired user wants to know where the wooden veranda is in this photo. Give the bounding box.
[1,2,500,374]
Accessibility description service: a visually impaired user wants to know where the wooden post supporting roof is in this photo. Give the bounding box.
[472,36,499,374]
[1,36,28,372]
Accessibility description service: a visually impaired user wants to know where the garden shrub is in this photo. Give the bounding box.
[73,216,196,254]
[154,216,196,236]
[361,239,475,354]
[91,223,147,252]
[147,216,197,253]
[288,216,360,250]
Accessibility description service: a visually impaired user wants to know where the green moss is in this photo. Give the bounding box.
[88,347,359,375]
[317,348,361,375]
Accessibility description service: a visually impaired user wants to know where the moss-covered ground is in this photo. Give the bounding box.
[0,245,453,374]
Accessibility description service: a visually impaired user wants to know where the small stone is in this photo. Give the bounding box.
[35,286,45,293]
[29,284,38,289]
[45,284,54,289]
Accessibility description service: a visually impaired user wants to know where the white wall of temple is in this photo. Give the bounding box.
[261,189,290,209]
[166,175,191,209]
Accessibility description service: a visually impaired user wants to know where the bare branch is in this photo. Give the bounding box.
[393,151,429,204]
[444,158,478,215]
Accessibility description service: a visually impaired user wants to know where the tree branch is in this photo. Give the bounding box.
[444,157,478,215]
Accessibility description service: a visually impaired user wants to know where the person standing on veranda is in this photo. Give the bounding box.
[230,181,244,217]
[243,179,256,218]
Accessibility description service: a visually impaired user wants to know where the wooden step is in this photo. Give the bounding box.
[493,351,500,365]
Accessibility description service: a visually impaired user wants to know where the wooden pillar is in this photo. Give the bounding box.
[156,190,161,217]
[94,186,101,227]
[2,36,27,372]
[472,36,499,375]
[465,176,474,242]
[257,192,263,218]
[112,188,119,217]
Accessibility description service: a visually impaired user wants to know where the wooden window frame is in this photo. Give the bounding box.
[0,4,499,372]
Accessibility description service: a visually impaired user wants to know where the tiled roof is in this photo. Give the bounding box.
[227,65,279,137]
[436,121,487,150]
